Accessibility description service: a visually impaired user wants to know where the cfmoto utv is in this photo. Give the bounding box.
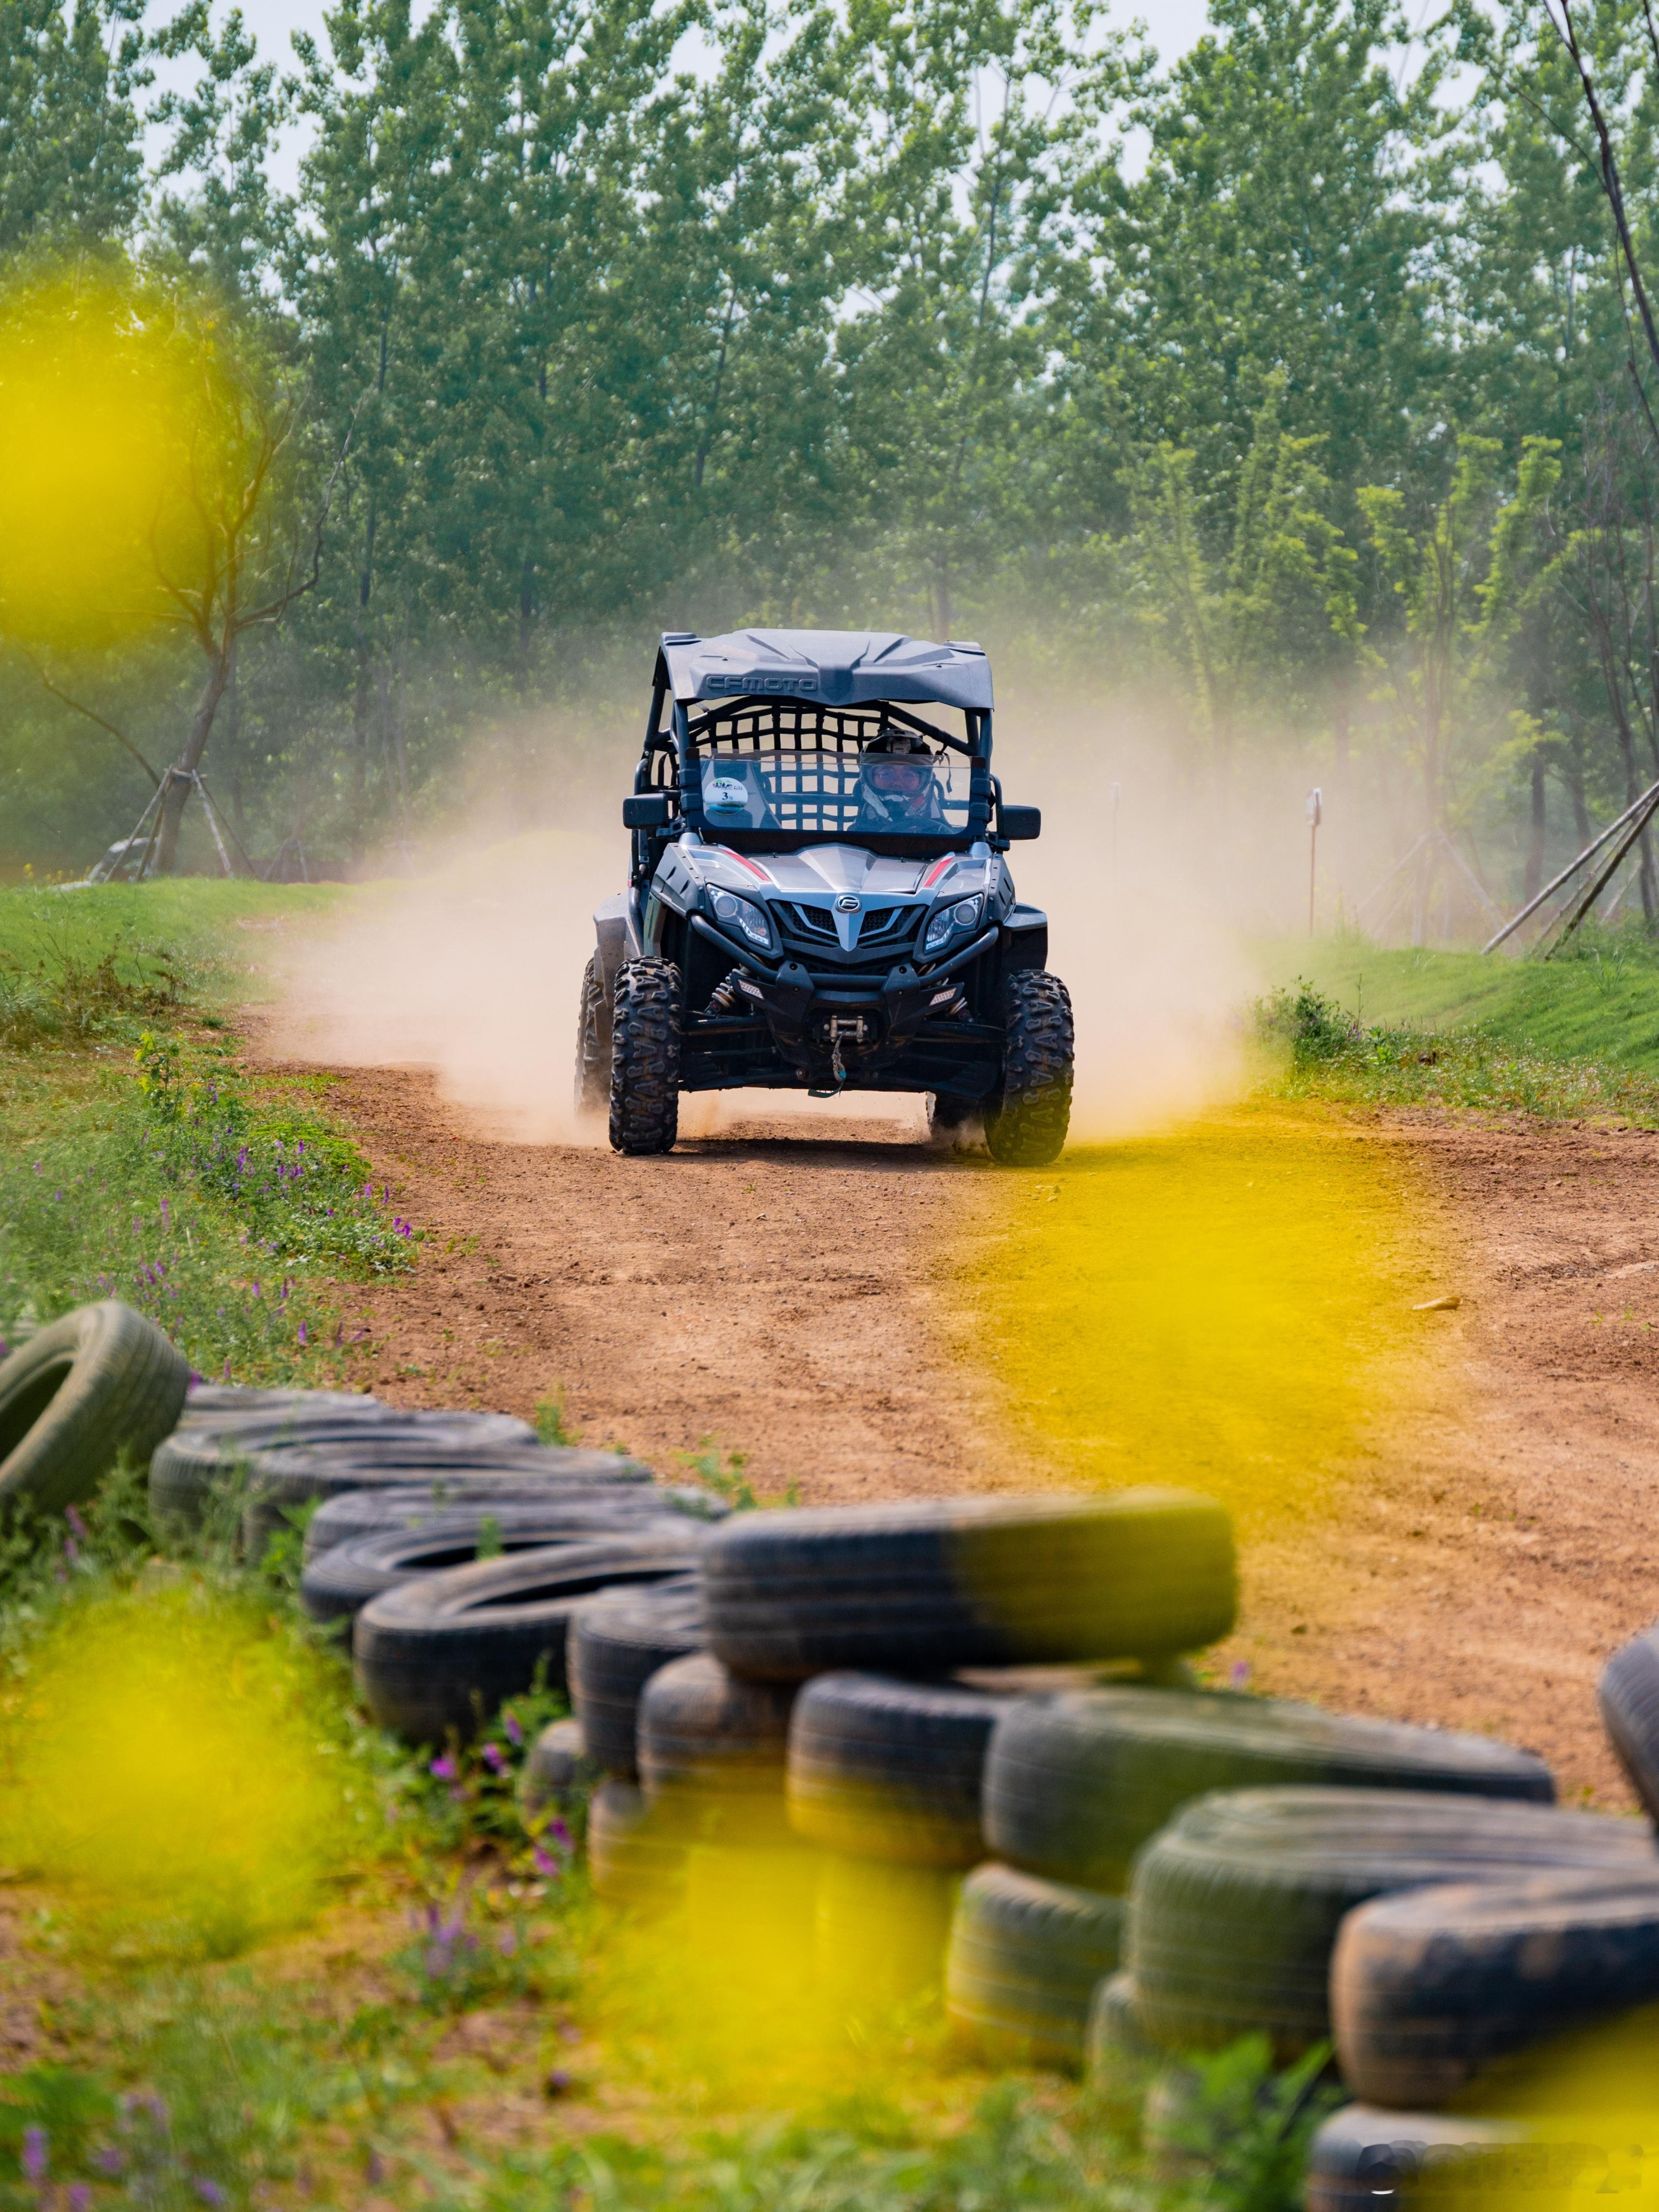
[578,629,1074,1166]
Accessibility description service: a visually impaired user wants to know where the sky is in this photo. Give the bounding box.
[233,0,1216,74]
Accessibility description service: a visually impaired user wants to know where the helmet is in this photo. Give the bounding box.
[860,730,935,810]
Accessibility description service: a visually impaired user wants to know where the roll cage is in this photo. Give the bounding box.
[629,685,1000,890]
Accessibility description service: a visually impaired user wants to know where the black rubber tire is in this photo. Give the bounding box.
[639,1652,797,1839]
[574,953,613,1117]
[302,1457,659,1558]
[1331,1869,1659,2109]
[519,1716,592,1820]
[608,958,681,1155]
[568,1581,705,1778]
[814,1853,959,2008]
[944,1861,1125,2071]
[0,1301,191,1513]
[785,1670,1008,1866]
[1302,2103,1550,2212]
[150,1403,506,1534]
[1084,1972,1158,2126]
[353,1540,703,1743]
[984,971,1073,1168]
[983,1687,1556,1893]
[1127,1785,1659,2061]
[1599,1624,1659,1827]
[175,1385,380,1428]
[700,1490,1236,1681]
[300,1503,704,1626]
[587,1778,686,1910]
[231,1426,586,1560]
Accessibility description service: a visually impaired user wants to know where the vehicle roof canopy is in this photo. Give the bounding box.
[656,629,993,714]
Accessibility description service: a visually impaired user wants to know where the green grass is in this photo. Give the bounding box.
[0,881,400,1383]
[1266,926,1659,1075]
[1255,928,1659,1120]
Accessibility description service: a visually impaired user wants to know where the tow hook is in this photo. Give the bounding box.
[824,1015,868,1085]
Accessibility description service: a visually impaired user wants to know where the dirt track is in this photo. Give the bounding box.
[293,1063,1659,1810]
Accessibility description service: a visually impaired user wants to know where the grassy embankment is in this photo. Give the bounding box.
[0,882,1337,2212]
[1256,926,1659,1120]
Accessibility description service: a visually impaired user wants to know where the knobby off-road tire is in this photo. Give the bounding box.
[568,1580,705,1778]
[1331,1870,1659,2109]
[985,970,1074,1168]
[700,1489,1236,1681]
[574,954,613,1117]
[0,1300,191,1514]
[1127,1785,1659,2062]
[944,1862,1125,2070]
[609,958,682,1155]
[786,1670,1007,1867]
[983,1685,1555,1893]
[352,1537,704,1743]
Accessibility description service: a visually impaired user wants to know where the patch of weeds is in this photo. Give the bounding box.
[673,1437,798,1510]
[0,921,185,1053]
[1254,981,1659,1122]
[134,1033,414,1276]
[533,1391,578,1446]
[387,1682,576,1859]
[1150,2036,1342,2212]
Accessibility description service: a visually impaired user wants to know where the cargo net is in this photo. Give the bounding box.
[686,699,972,838]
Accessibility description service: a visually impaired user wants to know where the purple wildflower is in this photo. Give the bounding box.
[32,1162,42,1175]
[94,2145,124,2176]
[546,1816,573,1850]
[68,2186,92,2212]
[497,1927,518,1957]
[21,2124,46,2181]
[531,1844,563,1880]
[298,1322,308,1346]
[544,2069,573,2097]
[503,1712,523,1748]
[193,2179,227,2206]
[480,1741,507,1774]
[1230,1661,1252,1689]
[429,1754,458,1782]
[64,1505,86,1539]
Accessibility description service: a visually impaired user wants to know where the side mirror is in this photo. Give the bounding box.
[999,804,1041,841]
[623,793,673,831]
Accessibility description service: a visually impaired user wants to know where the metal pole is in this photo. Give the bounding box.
[1483,777,1659,952]
[1306,787,1322,936]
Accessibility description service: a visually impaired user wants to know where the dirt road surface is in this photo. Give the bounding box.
[278,1058,1659,1811]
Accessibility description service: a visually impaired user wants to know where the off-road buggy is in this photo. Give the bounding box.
[576,629,1074,1165]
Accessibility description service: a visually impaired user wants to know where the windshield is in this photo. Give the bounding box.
[699,748,971,839]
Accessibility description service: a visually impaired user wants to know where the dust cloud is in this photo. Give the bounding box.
[268,700,1273,1151]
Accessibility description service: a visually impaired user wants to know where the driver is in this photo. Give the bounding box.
[854,732,945,828]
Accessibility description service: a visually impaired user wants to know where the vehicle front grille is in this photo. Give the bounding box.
[773,900,837,940]
[857,904,917,947]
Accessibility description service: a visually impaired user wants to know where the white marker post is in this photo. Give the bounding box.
[1306,787,1323,936]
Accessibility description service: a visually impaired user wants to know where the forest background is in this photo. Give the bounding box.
[8,0,1659,927]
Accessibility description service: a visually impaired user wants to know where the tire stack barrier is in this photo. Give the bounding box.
[48,1344,1647,2200]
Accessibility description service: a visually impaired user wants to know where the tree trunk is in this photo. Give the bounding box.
[1524,749,1547,903]
[153,640,234,875]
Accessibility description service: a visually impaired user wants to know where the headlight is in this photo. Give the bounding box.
[710,888,772,949]
[923,894,983,956]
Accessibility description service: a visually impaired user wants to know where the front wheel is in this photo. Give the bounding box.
[609,958,682,1155]
[574,955,612,1117]
[985,971,1074,1167]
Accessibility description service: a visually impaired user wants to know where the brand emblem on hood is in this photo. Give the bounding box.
[834,895,860,912]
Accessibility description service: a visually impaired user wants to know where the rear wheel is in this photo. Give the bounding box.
[985,971,1074,1167]
[574,955,612,1116]
[609,959,682,1155]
